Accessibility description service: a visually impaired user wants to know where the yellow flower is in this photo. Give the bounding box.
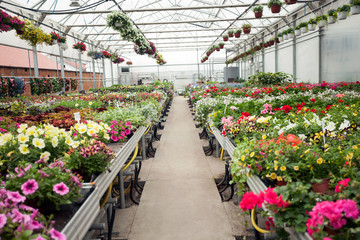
[353,146,358,150]
[250,152,255,157]
[280,166,286,171]
[18,134,29,143]
[19,144,30,154]
[245,149,249,154]
[317,158,323,164]
[241,155,245,161]
[275,150,279,155]
[262,134,266,140]
[270,173,277,180]
[32,138,45,149]
[277,176,283,181]
[294,166,299,171]
[7,151,14,157]
[274,166,278,171]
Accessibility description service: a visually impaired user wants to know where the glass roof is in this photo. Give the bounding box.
[2,0,301,56]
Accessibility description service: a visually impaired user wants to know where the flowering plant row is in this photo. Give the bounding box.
[30,78,77,95]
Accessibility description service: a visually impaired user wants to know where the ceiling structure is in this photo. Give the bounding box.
[1,0,304,56]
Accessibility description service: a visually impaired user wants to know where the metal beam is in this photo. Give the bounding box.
[100,34,253,41]
[63,4,268,15]
[66,16,284,27]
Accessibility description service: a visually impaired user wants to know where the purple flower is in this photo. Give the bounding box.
[53,182,69,196]
[0,213,7,228]
[21,179,38,195]
[7,191,26,203]
[49,228,66,240]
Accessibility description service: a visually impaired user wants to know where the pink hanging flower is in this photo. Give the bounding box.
[53,182,69,196]
[21,179,38,195]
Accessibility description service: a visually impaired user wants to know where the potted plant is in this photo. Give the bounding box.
[282,29,289,40]
[316,15,328,28]
[228,29,234,37]
[222,34,229,41]
[253,5,263,18]
[268,0,282,13]
[350,0,360,14]
[219,42,225,49]
[294,26,301,36]
[285,0,297,4]
[235,29,242,38]
[73,42,86,53]
[337,4,351,20]
[298,22,308,33]
[268,38,275,46]
[242,24,252,34]
[275,36,280,43]
[327,9,337,24]
[287,28,295,39]
[214,44,220,51]
[277,32,282,42]
[50,31,60,45]
[308,18,317,31]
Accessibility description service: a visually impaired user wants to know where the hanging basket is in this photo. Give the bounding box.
[283,34,289,40]
[294,29,301,36]
[337,11,348,20]
[308,23,316,31]
[219,45,224,49]
[285,0,297,4]
[234,32,241,38]
[223,36,229,42]
[312,178,330,194]
[300,26,307,33]
[288,32,295,39]
[270,4,281,13]
[242,27,251,34]
[328,16,336,24]
[254,11,263,18]
[318,20,327,28]
[350,5,360,15]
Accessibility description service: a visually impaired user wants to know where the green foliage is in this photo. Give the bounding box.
[328,9,337,16]
[298,22,308,28]
[268,0,283,8]
[246,72,293,87]
[352,0,360,6]
[287,27,294,33]
[308,18,317,24]
[242,23,252,28]
[52,99,104,110]
[253,5,264,12]
[316,15,328,22]
[337,4,351,12]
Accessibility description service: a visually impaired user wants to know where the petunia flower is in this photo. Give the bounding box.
[21,179,38,195]
[53,182,69,196]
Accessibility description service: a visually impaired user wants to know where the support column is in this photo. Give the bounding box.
[32,46,39,77]
[262,33,265,72]
[102,58,106,87]
[79,52,84,91]
[59,46,65,92]
[92,58,96,88]
[318,28,322,83]
[292,14,297,82]
[110,60,114,86]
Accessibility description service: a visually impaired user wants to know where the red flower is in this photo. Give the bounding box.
[245,94,249,97]
[310,109,317,113]
[310,98,316,103]
[335,178,350,193]
[281,105,293,113]
[326,105,334,110]
[338,99,344,103]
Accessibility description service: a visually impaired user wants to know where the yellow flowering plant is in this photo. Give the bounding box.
[18,20,52,46]
[0,124,73,172]
[70,120,111,143]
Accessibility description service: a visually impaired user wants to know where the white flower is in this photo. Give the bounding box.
[19,144,30,154]
[339,120,350,131]
[87,128,96,136]
[51,136,58,148]
[78,124,87,134]
[325,122,336,132]
[71,141,80,148]
[40,151,51,162]
[32,138,45,149]
[65,137,74,146]
[0,133,13,146]
[298,134,307,141]
[17,124,28,133]
[17,133,29,143]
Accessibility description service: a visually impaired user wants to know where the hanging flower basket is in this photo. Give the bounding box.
[271,4,281,13]
[294,29,301,36]
[350,5,360,15]
[242,24,251,34]
[219,43,225,49]
[285,0,297,4]
[254,11,263,18]
[312,178,330,194]
[275,37,280,43]
[222,34,229,41]
[73,42,86,53]
[235,29,242,38]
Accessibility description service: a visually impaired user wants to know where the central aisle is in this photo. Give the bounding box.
[128,96,234,240]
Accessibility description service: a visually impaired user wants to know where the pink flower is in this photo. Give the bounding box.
[125,122,131,127]
[0,213,6,228]
[323,238,333,240]
[7,191,26,203]
[335,94,345,98]
[33,236,47,240]
[239,191,264,211]
[111,135,119,142]
[335,178,350,193]
[110,120,117,124]
[125,129,131,135]
[49,228,66,240]
[21,179,38,195]
[53,182,69,196]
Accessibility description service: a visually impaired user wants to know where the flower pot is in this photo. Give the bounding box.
[318,20,326,28]
[328,16,336,24]
[228,33,234,37]
[276,180,288,186]
[312,178,330,194]
[223,37,229,42]
[254,11,263,18]
[350,5,360,15]
[234,32,241,38]
[285,0,297,4]
[269,40,274,46]
[219,45,224,49]
[16,29,24,35]
[270,4,281,13]
[59,42,68,50]
[283,34,289,40]
[300,27,307,33]
[337,11,348,20]
[275,38,280,43]
[216,48,220,51]
[308,23,316,31]
[243,27,251,34]
[294,29,301,36]
[288,32,295,39]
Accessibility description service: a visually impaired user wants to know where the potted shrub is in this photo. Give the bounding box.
[298,22,308,33]
[337,4,351,20]
[350,0,360,14]
[222,34,229,41]
[214,44,220,51]
[316,15,328,28]
[253,5,263,18]
[294,26,301,36]
[235,29,242,38]
[242,24,252,34]
[228,29,234,37]
[308,18,317,31]
[327,9,337,24]
[268,0,282,13]
[219,42,225,49]
[287,28,295,39]
[285,0,297,4]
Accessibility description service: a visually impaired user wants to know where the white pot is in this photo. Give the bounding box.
[350,5,360,15]
[328,16,336,24]
[294,29,301,36]
[59,42,68,50]
[308,23,316,31]
[337,11,348,20]
[288,32,295,39]
[318,20,326,28]
[300,27,307,33]
[283,34,289,40]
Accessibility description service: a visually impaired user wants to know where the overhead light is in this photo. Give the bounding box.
[69,0,80,7]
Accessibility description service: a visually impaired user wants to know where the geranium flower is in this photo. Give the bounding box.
[49,228,66,240]
[21,179,38,195]
[335,178,351,193]
[53,182,69,196]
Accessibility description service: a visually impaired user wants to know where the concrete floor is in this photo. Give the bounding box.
[112,96,253,240]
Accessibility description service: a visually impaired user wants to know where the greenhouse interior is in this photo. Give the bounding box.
[0,0,359,239]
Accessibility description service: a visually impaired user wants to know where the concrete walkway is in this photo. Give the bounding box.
[128,96,234,240]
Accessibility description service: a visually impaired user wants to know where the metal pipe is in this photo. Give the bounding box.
[92,58,96,88]
[110,59,114,86]
[79,52,83,91]
[32,46,39,77]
